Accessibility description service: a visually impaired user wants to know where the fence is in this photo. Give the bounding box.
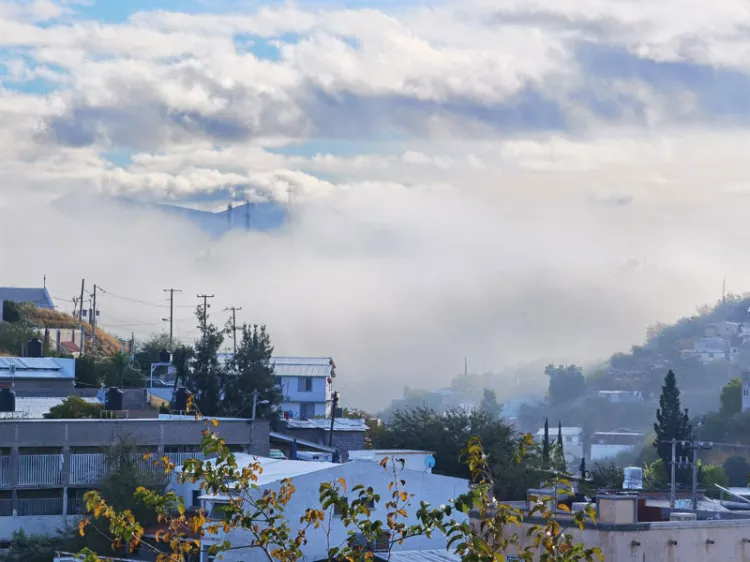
[19,454,63,486]
[17,497,63,516]
[69,454,106,485]
[0,456,10,487]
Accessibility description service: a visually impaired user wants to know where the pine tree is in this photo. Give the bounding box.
[223,324,283,419]
[180,306,225,417]
[653,370,692,483]
[579,457,587,478]
[542,418,550,468]
[552,421,566,471]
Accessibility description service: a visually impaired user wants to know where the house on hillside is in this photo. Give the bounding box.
[705,321,741,340]
[169,454,469,562]
[534,426,583,467]
[597,390,644,403]
[689,337,738,364]
[590,430,643,461]
[0,287,55,311]
[217,354,336,420]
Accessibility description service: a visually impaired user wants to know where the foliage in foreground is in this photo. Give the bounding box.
[76,409,603,562]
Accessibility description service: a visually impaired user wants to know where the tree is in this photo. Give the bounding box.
[479,388,502,418]
[723,455,750,487]
[545,364,586,404]
[179,306,225,417]
[74,356,105,389]
[0,321,36,356]
[222,324,282,419]
[653,370,692,483]
[44,396,102,419]
[1,529,72,562]
[1,300,22,323]
[138,332,173,357]
[103,353,144,388]
[372,407,532,499]
[542,418,550,468]
[553,420,566,471]
[720,377,743,416]
[77,420,602,562]
[589,462,624,490]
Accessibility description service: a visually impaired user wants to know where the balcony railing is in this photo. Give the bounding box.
[17,497,63,516]
[0,456,11,487]
[19,454,63,486]
[69,454,106,485]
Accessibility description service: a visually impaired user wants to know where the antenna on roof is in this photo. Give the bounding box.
[43,274,46,289]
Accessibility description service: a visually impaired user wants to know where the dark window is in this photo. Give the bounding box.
[298,377,313,392]
[192,490,202,509]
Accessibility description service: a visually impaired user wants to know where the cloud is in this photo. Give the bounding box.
[4,0,750,408]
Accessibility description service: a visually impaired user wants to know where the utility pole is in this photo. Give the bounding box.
[78,279,85,323]
[91,284,98,335]
[196,294,215,332]
[328,391,339,448]
[670,438,676,508]
[163,288,182,350]
[224,306,242,355]
[691,440,699,511]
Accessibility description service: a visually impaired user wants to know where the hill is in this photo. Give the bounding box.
[52,194,287,237]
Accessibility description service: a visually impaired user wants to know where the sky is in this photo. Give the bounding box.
[4,0,750,408]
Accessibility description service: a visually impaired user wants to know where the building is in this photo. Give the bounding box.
[688,337,738,364]
[597,390,644,403]
[0,417,269,540]
[705,321,741,340]
[171,453,469,562]
[348,450,436,473]
[0,357,76,396]
[216,354,336,420]
[743,374,750,413]
[534,426,583,466]
[0,287,55,311]
[590,430,644,461]
[275,417,368,453]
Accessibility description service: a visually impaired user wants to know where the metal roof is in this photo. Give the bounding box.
[0,287,55,310]
[194,454,338,486]
[286,418,368,432]
[0,357,73,379]
[379,550,461,562]
[215,355,335,378]
[0,396,101,419]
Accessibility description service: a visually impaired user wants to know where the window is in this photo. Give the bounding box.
[298,377,313,392]
[300,402,316,419]
[192,490,202,509]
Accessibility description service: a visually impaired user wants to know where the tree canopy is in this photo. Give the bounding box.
[44,396,102,419]
[653,370,692,483]
[545,364,585,404]
[720,377,743,416]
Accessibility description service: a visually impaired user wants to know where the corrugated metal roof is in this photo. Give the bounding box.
[0,396,101,419]
[216,354,335,378]
[286,418,368,432]
[381,550,461,562]
[0,357,73,379]
[0,287,55,310]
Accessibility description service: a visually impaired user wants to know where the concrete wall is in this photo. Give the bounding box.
[504,519,750,562]
[182,461,469,562]
[282,427,365,452]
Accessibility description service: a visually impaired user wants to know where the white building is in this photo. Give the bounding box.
[535,426,583,466]
[597,390,643,403]
[348,450,436,474]
[217,354,335,420]
[590,431,643,462]
[171,454,468,562]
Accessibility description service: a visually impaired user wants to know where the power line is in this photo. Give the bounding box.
[97,287,171,308]
[224,306,242,355]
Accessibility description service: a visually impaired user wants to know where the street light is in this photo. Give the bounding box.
[251,389,269,421]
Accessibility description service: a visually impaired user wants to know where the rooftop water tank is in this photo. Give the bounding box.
[158,349,171,364]
[27,338,43,358]
[105,387,123,411]
[0,388,16,413]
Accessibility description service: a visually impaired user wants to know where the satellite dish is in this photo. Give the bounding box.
[425,455,436,469]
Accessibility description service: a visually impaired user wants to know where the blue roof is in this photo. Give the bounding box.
[0,287,55,310]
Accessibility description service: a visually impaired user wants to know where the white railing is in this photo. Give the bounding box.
[19,454,63,486]
[69,454,106,485]
[166,452,206,469]
[0,456,11,486]
[17,497,63,516]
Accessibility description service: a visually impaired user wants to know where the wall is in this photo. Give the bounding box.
[0,514,71,542]
[186,461,469,562]
[282,427,365,452]
[10,379,76,397]
[590,444,636,462]
[504,519,750,562]
[348,451,434,474]
[281,401,328,418]
[279,375,328,405]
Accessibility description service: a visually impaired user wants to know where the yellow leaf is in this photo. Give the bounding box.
[77,519,88,537]
[211,419,219,427]
[337,477,347,492]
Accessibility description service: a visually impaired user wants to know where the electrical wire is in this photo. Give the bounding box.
[97,287,171,308]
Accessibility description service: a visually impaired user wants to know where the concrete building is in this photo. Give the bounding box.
[0,287,55,311]
[590,431,643,462]
[276,417,368,453]
[535,426,583,466]
[170,454,469,562]
[0,417,269,540]
[597,390,644,403]
[216,355,336,420]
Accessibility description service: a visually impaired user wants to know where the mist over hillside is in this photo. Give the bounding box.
[0,188,740,410]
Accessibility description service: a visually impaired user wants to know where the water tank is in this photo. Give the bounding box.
[0,388,16,413]
[158,349,171,363]
[27,338,43,358]
[172,387,191,412]
[623,467,643,490]
[105,387,124,411]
